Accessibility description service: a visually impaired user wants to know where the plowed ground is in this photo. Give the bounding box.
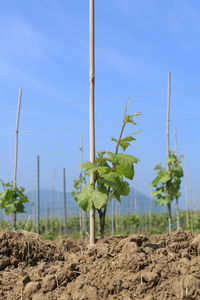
[0,229,200,299]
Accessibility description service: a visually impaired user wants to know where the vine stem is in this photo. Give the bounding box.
[115,101,129,155]
[101,101,129,237]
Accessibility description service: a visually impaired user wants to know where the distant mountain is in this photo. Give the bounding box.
[19,188,165,220]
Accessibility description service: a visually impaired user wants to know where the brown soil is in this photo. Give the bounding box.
[0,229,200,299]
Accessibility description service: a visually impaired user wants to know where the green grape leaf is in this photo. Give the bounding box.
[80,162,96,171]
[76,184,108,211]
[111,137,130,151]
[111,137,119,143]
[150,175,162,186]
[100,172,121,190]
[122,136,135,142]
[124,114,136,125]
[76,184,93,211]
[92,189,108,209]
[5,204,16,215]
[151,189,163,197]
[0,190,9,200]
[97,182,108,194]
[107,152,139,167]
[154,164,162,171]
[160,173,171,183]
[115,164,134,180]
[95,166,111,175]
[119,179,130,196]
[112,190,121,202]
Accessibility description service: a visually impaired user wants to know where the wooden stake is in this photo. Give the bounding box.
[89,0,96,244]
[166,72,171,157]
[166,72,172,233]
[174,126,178,155]
[13,88,22,188]
[174,126,180,230]
[13,88,22,229]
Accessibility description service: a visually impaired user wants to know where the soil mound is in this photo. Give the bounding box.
[0,229,200,299]
[0,229,81,267]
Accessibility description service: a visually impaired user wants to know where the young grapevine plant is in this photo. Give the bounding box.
[74,106,141,237]
[150,151,184,232]
[0,180,29,229]
[72,172,87,201]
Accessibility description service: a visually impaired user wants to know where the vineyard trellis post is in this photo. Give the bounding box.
[174,126,180,229]
[13,88,22,229]
[166,72,172,233]
[89,0,96,244]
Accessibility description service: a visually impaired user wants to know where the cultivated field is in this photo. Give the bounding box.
[0,229,200,299]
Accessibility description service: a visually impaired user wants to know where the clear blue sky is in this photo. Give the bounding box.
[0,1,199,208]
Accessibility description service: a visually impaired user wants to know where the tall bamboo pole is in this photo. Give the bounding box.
[63,168,67,235]
[174,126,180,229]
[166,72,172,233]
[14,88,22,188]
[89,0,96,244]
[166,73,171,157]
[174,126,178,155]
[13,88,22,229]
[36,155,40,234]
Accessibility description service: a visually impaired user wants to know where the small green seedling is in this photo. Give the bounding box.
[0,180,29,230]
[150,151,184,232]
[74,104,141,237]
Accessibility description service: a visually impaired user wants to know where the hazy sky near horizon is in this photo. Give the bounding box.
[0,1,199,208]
